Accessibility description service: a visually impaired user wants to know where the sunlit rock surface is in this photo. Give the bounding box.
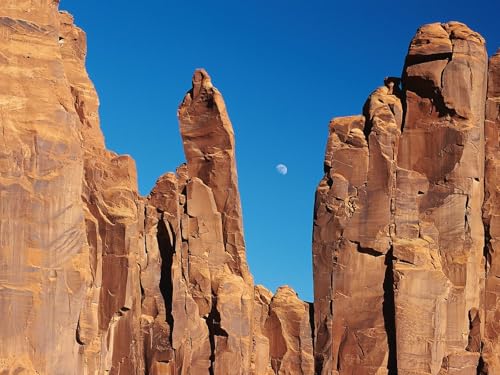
[0,2,312,373]
[0,2,498,374]
[313,22,498,375]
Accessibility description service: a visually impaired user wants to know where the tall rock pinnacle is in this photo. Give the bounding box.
[0,2,499,374]
[178,68,251,284]
[140,69,313,374]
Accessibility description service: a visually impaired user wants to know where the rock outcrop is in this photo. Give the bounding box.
[0,2,312,374]
[141,70,257,374]
[313,22,498,375]
[0,3,144,373]
[0,2,499,375]
[482,49,500,374]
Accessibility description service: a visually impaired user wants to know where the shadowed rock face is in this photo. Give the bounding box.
[0,3,499,375]
[313,22,499,375]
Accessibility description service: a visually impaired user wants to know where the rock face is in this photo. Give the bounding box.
[313,22,498,375]
[0,2,312,374]
[482,50,500,374]
[141,70,257,374]
[0,2,499,375]
[140,70,315,375]
[0,3,142,373]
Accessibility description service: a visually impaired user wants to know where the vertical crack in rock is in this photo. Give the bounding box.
[157,215,175,340]
[383,250,397,375]
[466,308,482,353]
[206,300,229,375]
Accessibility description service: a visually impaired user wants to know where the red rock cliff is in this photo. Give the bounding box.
[0,2,312,374]
[0,2,499,375]
[313,22,499,375]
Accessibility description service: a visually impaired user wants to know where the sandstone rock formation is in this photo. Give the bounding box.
[313,22,498,375]
[140,69,315,375]
[0,2,312,374]
[0,3,143,373]
[0,2,499,374]
[482,49,500,374]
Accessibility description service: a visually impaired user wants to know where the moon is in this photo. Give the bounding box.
[276,164,288,175]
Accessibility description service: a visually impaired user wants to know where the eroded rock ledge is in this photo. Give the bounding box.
[0,2,498,374]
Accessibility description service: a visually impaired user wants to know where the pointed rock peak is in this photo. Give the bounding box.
[179,68,224,117]
[58,10,74,24]
[192,68,213,98]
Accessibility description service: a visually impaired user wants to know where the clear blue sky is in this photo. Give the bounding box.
[61,0,499,302]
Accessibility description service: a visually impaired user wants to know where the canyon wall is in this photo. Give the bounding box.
[313,22,499,375]
[0,2,312,374]
[0,2,498,375]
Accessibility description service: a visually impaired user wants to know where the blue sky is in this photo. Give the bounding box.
[61,0,499,302]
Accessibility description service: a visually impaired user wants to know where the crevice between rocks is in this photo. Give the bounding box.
[383,249,398,375]
[206,299,228,375]
[308,301,315,351]
[157,214,175,341]
[404,52,452,67]
[403,75,457,118]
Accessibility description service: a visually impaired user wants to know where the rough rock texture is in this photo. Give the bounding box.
[0,3,142,373]
[265,286,314,374]
[0,3,88,373]
[0,2,313,374]
[482,50,500,374]
[313,22,498,375]
[176,70,255,373]
[140,70,314,374]
[61,12,144,374]
[0,0,313,374]
[1,2,499,375]
[396,22,487,375]
[252,285,314,375]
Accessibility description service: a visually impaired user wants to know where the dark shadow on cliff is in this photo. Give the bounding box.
[383,250,398,374]
[157,215,175,339]
[207,300,228,375]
